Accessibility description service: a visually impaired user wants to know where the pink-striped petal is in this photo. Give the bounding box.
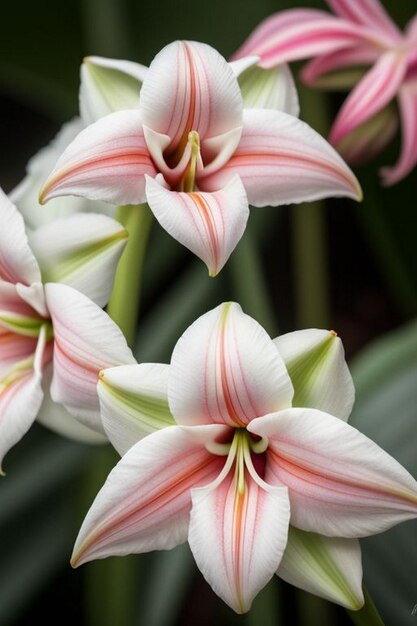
[140,41,242,162]
[250,409,417,538]
[202,109,362,206]
[169,302,293,428]
[278,529,364,610]
[330,51,407,146]
[325,0,402,42]
[39,110,157,206]
[0,329,38,377]
[0,325,50,471]
[0,188,41,286]
[336,104,398,166]
[233,9,385,69]
[189,469,290,613]
[45,283,135,432]
[145,175,249,276]
[301,46,379,87]
[71,424,227,566]
[380,78,417,185]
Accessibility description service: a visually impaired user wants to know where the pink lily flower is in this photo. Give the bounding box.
[71,303,417,613]
[39,40,361,277]
[0,189,135,470]
[234,0,417,185]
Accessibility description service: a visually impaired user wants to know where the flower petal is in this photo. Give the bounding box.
[273,329,354,420]
[37,364,107,444]
[140,41,242,157]
[39,110,157,206]
[0,188,41,285]
[10,119,114,230]
[336,104,398,166]
[325,0,402,42]
[80,56,147,125]
[169,302,293,427]
[250,409,417,538]
[238,62,299,116]
[380,78,417,186]
[98,363,174,455]
[202,109,362,205]
[330,51,407,146]
[45,283,135,431]
[29,213,128,308]
[301,46,379,88]
[0,329,38,377]
[278,528,364,610]
[71,424,227,566]
[145,175,249,276]
[189,470,290,613]
[233,9,385,68]
[0,325,49,471]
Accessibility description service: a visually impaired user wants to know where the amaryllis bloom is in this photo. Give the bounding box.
[39,40,361,276]
[234,0,417,185]
[71,303,417,613]
[0,189,135,469]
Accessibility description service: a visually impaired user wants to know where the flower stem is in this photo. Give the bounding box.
[347,586,385,626]
[106,203,153,347]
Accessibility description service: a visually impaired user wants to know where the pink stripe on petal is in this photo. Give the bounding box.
[203,109,361,206]
[0,331,38,375]
[189,467,290,613]
[325,0,402,42]
[233,10,385,69]
[145,175,249,276]
[140,41,242,164]
[168,303,293,427]
[39,110,157,206]
[71,424,227,566]
[330,51,407,145]
[250,409,417,538]
[380,79,417,185]
[301,46,379,86]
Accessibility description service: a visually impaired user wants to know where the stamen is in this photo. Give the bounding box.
[180,131,200,192]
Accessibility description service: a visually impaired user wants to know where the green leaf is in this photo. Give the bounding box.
[349,320,417,626]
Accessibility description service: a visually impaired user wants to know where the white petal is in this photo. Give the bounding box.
[0,188,41,285]
[45,283,135,431]
[169,302,293,427]
[274,329,354,420]
[80,56,147,125]
[145,175,249,276]
[10,119,113,230]
[238,63,299,116]
[278,528,364,609]
[189,470,290,613]
[29,213,128,307]
[250,409,417,537]
[98,363,174,455]
[37,364,107,444]
[71,424,227,566]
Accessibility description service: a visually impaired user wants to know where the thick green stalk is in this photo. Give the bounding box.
[347,587,385,626]
[106,203,153,347]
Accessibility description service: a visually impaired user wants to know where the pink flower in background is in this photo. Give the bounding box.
[234,0,417,185]
[39,40,361,277]
[71,303,417,613]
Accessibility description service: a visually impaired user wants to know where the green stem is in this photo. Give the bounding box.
[347,586,385,626]
[292,201,330,329]
[106,203,153,347]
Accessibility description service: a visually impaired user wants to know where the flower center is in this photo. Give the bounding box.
[179,131,200,192]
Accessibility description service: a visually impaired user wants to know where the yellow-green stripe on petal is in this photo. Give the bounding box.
[274,328,355,420]
[278,527,364,610]
[98,363,175,455]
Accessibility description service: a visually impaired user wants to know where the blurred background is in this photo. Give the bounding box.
[1,0,416,625]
